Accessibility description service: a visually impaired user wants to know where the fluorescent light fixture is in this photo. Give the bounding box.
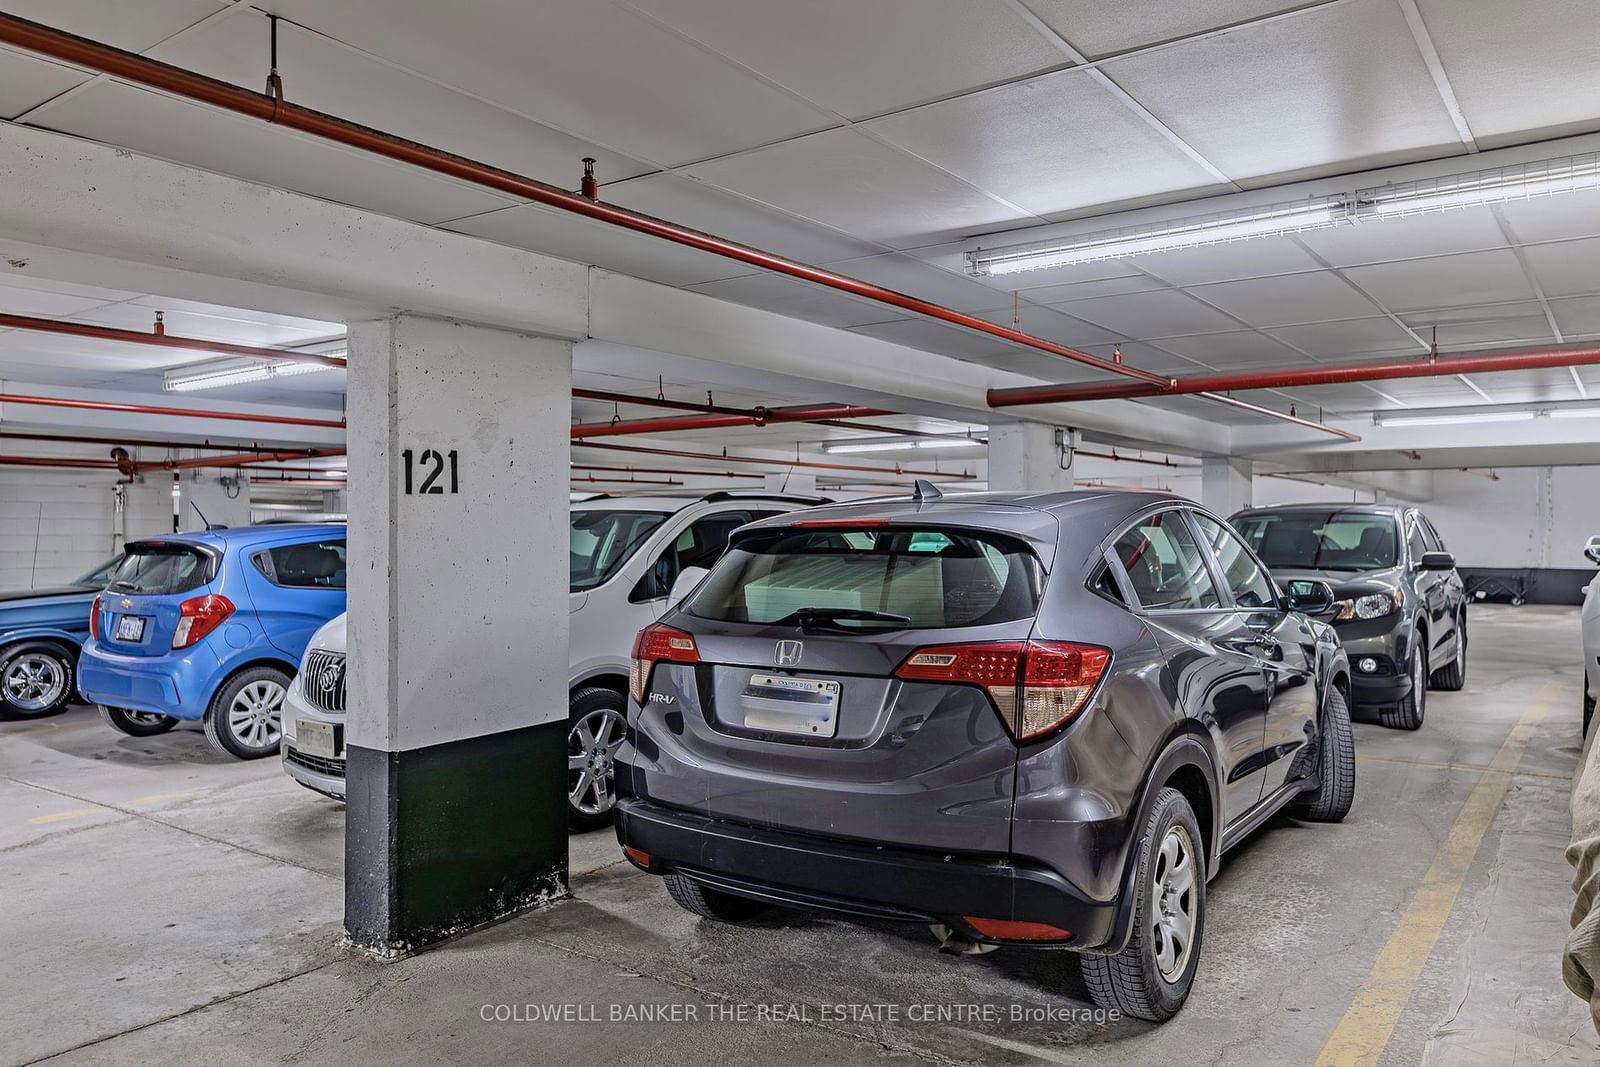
[1548,406,1600,419]
[164,356,340,392]
[1357,152,1600,220]
[1375,410,1536,427]
[968,197,1348,275]
[824,437,982,454]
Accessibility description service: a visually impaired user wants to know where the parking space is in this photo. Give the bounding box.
[4,605,1590,1065]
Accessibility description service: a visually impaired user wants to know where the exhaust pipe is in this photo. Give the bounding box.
[930,923,997,956]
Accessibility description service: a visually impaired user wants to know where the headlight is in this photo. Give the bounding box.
[1333,590,1402,620]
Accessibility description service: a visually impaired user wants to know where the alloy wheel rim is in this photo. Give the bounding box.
[226,679,285,749]
[2,653,65,712]
[124,709,168,726]
[1414,649,1426,713]
[1151,823,1198,983]
[1457,620,1466,671]
[568,708,626,815]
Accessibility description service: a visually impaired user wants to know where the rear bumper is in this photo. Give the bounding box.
[76,639,215,719]
[615,797,1114,948]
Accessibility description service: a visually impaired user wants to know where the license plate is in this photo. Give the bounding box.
[741,674,841,737]
[296,718,337,759]
[114,615,146,642]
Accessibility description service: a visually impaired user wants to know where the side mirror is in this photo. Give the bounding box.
[1282,579,1334,616]
[667,566,709,608]
[1418,550,1455,571]
[1585,536,1600,565]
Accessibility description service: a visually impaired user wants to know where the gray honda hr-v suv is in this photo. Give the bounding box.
[615,490,1354,1021]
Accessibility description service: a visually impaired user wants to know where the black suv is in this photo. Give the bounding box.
[616,491,1353,1021]
[1230,504,1466,730]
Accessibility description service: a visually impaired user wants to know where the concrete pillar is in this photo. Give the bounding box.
[345,314,571,954]
[1201,456,1253,515]
[987,422,1074,493]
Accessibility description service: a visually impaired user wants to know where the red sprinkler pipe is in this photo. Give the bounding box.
[0,455,117,469]
[987,342,1600,408]
[571,403,892,439]
[0,13,1164,388]
[139,448,345,472]
[577,440,976,479]
[0,391,347,429]
[0,312,345,369]
[574,388,979,442]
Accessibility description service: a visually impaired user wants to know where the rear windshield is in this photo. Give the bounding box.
[107,544,213,595]
[684,526,1041,629]
[1233,511,1399,571]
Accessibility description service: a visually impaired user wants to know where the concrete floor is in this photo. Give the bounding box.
[2,604,1595,1066]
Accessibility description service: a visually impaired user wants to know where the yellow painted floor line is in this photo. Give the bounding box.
[127,790,197,806]
[1314,685,1554,1067]
[27,807,100,825]
[1356,752,1568,782]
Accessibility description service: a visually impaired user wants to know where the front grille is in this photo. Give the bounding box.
[301,649,346,714]
[285,746,346,779]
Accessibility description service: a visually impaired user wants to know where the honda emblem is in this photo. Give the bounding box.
[774,640,802,667]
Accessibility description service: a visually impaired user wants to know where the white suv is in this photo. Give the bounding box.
[1584,536,1600,738]
[279,492,826,821]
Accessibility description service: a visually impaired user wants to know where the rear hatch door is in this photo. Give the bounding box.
[633,523,1046,855]
[95,541,218,656]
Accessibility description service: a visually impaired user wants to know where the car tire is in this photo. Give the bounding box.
[568,687,627,832]
[100,704,178,736]
[1294,686,1355,822]
[1430,612,1467,691]
[0,642,77,721]
[1380,639,1426,731]
[1082,787,1205,1023]
[202,666,290,759]
[663,872,771,923]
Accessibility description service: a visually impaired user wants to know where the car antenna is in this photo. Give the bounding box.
[190,500,226,531]
[912,479,942,505]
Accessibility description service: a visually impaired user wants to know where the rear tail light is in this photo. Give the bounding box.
[629,623,699,704]
[171,594,235,649]
[963,917,1072,942]
[895,640,1110,741]
[89,594,101,641]
[623,845,651,870]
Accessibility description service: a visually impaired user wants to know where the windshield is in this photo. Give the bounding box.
[71,555,125,589]
[107,544,214,595]
[570,510,668,591]
[1232,511,1399,571]
[684,526,1041,630]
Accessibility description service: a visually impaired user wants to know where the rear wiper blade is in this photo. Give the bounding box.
[773,607,912,632]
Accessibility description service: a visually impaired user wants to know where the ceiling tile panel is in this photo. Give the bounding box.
[266,0,832,166]
[1520,237,1600,299]
[0,281,114,319]
[1416,0,1600,146]
[1550,296,1600,337]
[1294,212,1509,267]
[1494,196,1600,245]
[682,128,1031,245]
[1023,0,1309,57]
[1193,271,1381,325]
[619,0,1063,118]
[1052,288,1239,338]
[1399,314,1555,349]
[848,319,1016,361]
[1013,275,1161,304]
[37,82,516,225]
[865,73,1222,218]
[3,0,228,51]
[824,254,1012,314]
[1153,329,1302,368]
[1342,249,1536,312]
[1265,317,1420,357]
[1136,238,1324,286]
[973,305,1123,349]
[1102,0,1460,182]
[0,49,89,120]
[684,274,896,329]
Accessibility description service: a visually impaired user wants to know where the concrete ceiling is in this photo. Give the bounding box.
[0,0,1598,459]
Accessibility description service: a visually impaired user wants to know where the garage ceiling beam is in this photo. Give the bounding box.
[0,311,346,369]
[0,12,1165,389]
[0,389,346,429]
[576,440,976,479]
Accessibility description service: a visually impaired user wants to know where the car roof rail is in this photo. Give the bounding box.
[699,490,834,505]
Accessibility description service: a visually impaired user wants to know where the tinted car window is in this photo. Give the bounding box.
[108,544,212,595]
[1114,511,1221,611]
[686,526,1039,629]
[253,540,347,588]
[636,512,752,601]
[1421,515,1446,551]
[1406,519,1428,565]
[72,555,124,589]
[1193,513,1277,609]
[1234,511,1399,570]
[570,510,668,591]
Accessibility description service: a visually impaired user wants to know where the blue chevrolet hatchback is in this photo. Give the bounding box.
[79,524,346,759]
